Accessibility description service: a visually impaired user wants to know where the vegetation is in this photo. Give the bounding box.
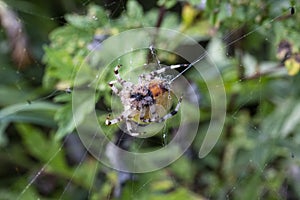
[1,0,300,199]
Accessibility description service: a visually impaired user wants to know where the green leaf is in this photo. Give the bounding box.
[43,24,92,88]
[127,0,143,19]
[170,156,194,182]
[237,173,261,200]
[0,122,9,146]
[16,124,61,161]
[16,123,70,174]
[0,102,58,124]
[54,90,95,140]
[17,123,49,160]
[65,4,108,30]
[54,104,74,140]
[262,98,300,139]
[157,0,177,9]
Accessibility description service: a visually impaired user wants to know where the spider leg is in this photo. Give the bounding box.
[140,104,159,123]
[114,64,130,86]
[105,108,133,125]
[141,96,183,123]
[139,107,146,121]
[140,64,189,80]
[158,96,183,122]
[158,97,182,122]
[106,112,143,136]
[105,113,124,125]
[126,120,141,136]
[108,80,120,95]
[109,65,133,95]
[113,64,134,89]
[149,104,159,121]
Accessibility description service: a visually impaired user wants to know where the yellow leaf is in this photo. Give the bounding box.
[182,4,198,28]
[284,55,300,76]
[150,179,174,192]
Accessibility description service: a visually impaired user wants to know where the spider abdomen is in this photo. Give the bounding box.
[149,82,167,99]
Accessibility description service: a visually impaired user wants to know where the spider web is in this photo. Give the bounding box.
[0,0,298,199]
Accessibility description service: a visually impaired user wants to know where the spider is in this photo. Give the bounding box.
[105,63,188,136]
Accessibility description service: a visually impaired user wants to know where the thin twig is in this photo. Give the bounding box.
[147,6,166,64]
[242,64,284,81]
[155,6,166,28]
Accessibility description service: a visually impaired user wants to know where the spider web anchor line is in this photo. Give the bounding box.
[149,45,162,69]
[169,52,208,84]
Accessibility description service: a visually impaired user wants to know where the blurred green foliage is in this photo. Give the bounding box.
[1,0,300,199]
